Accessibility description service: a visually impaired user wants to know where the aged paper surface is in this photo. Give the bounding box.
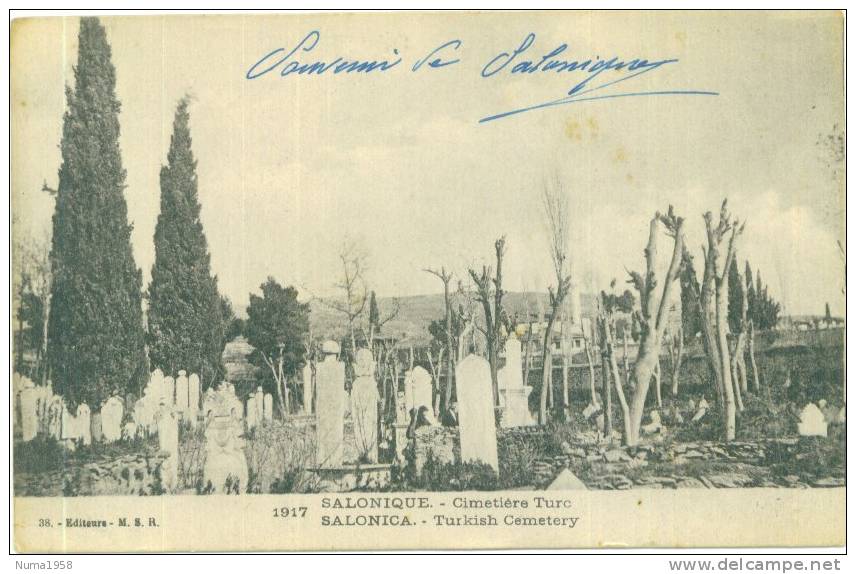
[10,11,845,552]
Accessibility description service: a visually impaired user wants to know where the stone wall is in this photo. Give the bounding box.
[15,452,170,497]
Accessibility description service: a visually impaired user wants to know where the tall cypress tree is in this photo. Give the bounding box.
[48,18,147,408]
[147,97,224,385]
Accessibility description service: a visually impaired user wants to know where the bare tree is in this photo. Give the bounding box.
[538,176,573,424]
[14,230,53,383]
[468,237,508,406]
[597,294,631,442]
[623,207,686,446]
[683,200,744,441]
[324,239,370,361]
[425,267,457,419]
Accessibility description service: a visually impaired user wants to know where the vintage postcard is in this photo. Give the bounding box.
[10,11,845,552]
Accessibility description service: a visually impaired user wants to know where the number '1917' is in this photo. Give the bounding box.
[273,506,307,518]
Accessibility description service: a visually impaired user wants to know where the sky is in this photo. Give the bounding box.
[11,12,845,316]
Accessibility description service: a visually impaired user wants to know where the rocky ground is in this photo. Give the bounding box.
[532,432,846,490]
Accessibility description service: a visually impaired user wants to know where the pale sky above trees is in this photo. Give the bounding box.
[11,12,844,315]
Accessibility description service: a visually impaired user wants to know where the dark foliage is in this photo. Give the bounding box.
[48,17,147,408]
[147,98,225,386]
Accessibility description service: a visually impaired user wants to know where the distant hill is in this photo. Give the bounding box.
[308,291,597,346]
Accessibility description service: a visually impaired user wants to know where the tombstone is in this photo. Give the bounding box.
[351,349,380,463]
[204,413,248,493]
[188,373,201,423]
[263,393,273,423]
[101,396,124,443]
[641,410,663,434]
[455,354,499,471]
[224,383,243,420]
[405,367,437,425]
[149,369,166,402]
[798,403,828,437]
[122,422,138,441]
[246,393,259,431]
[155,403,179,490]
[302,363,314,414]
[61,405,75,444]
[497,337,534,427]
[47,396,64,440]
[133,398,154,435]
[19,380,39,442]
[254,386,264,423]
[175,371,189,413]
[691,398,709,423]
[90,411,104,443]
[76,404,92,446]
[547,468,588,490]
[315,340,346,467]
[164,376,176,407]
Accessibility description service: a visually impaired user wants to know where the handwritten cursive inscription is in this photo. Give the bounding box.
[246,31,718,123]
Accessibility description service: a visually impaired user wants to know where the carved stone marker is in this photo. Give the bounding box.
[76,403,92,446]
[315,340,345,467]
[155,402,179,491]
[175,370,189,413]
[798,403,828,437]
[455,354,498,471]
[405,366,436,425]
[101,396,124,443]
[19,380,39,442]
[498,337,534,427]
[204,413,248,493]
[351,348,380,463]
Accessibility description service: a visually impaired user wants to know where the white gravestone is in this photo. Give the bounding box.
[315,341,346,467]
[48,396,64,439]
[498,337,534,427]
[101,396,124,443]
[254,386,264,423]
[155,403,179,491]
[188,373,201,425]
[455,354,499,471]
[798,403,828,437]
[149,369,165,402]
[303,363,314,414]
[19,381,39,442]
[76,404,92,446]
[204,414,248,493]
[61,405,75,444]
[164,376,176,407]
[263,393,273,423]
[405,366,437,425]
[351,349,380,463]
[175,370,189,413]
[246,393,259,431]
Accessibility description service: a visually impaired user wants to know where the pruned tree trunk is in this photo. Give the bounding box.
[601,349,612,438]
[601,316,632,442]
[622,328,631,389]
[688,201,745,441]
[560,320,570,420]
[654,360,662,408]
[624,209,685,446]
